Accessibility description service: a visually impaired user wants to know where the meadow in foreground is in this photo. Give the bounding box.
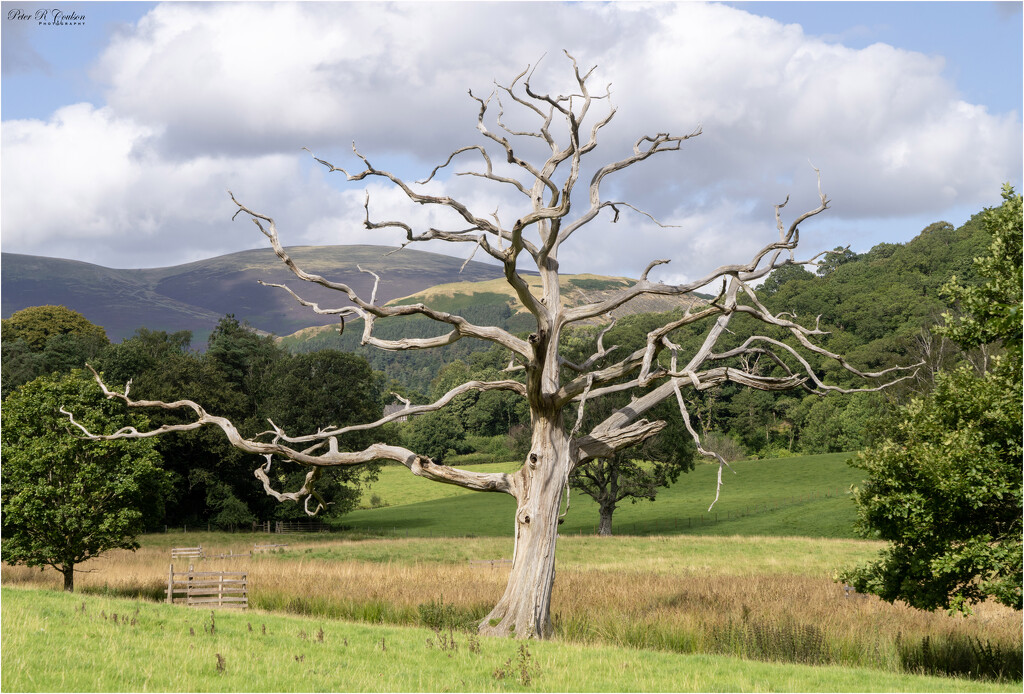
[4,532,1020,683]
[3,587,1018,693]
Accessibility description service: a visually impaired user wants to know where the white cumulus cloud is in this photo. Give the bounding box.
[2,1,1019,278]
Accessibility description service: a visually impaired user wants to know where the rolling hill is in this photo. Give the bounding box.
[3,247,708,347]
[280,271,708,346]
[1,246,514,343]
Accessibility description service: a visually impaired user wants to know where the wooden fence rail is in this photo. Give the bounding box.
[274,520,328,534]
[166,564,248,609]
[171,546,204,560]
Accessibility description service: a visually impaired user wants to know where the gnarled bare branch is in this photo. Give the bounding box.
[69,366,516,499]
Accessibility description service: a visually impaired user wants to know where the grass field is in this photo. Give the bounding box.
[3,451,1021,690]
[345,452,865,538]
[3,587,1018,693]
[4,532,1020,685]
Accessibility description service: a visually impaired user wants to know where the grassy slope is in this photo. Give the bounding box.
[3,587,1012,693]
[345,453,864,539]
[387,272,705,326]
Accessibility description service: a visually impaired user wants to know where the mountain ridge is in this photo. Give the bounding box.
[1,245,514,343]
[3,245,707,345]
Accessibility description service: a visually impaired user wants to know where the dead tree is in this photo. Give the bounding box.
[67,55,917,639]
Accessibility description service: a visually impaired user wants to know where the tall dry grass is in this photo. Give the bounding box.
[3,534,1020,680]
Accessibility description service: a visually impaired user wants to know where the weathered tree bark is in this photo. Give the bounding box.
[480,418,568,638]
[597,502,615,536]
[67,54,921,639]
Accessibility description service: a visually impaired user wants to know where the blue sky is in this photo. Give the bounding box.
[2,1,1021,283]
[732,2,1023,114]
[2,3,155,118]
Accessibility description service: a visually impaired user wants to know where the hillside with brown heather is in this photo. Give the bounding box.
[279,273,707,344]
[2,246,705,347]
[1,246,515,343]
[391,273,706,320]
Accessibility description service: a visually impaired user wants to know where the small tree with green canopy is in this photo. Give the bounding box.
[843,185,1022,613]
[570,400,694,535]
[1,305,108,350]
[1,305,110,397]
[1,370,166,592]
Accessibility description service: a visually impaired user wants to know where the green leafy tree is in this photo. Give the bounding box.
[1,305,108,351]
[206,314,283,420]
[406,407,469,464]
[98,327,193,386]
[798,392,885,454]
[0,339,44,398]
[815,246,858,276]
[570,401,694,535]
[263,350,384,518]
[843,186,1023,612]
[562,319,696,534]
[1,371,166,591]
[939,184,1023,355]
[1,306,110,397]
[97,327,258,526]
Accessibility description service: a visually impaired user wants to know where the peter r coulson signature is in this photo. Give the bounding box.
[7,8,86,26]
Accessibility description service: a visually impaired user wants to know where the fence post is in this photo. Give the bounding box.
[167,564,174,604]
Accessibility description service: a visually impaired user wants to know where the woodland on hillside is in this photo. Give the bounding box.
[0,206,1002,529]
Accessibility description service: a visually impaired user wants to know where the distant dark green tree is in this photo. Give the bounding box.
[98,327,193,385]
[406,407,469,464]
[815,246,858,276]
[757,263,815,298]
[404,360,478,462]
[98,327,258,527]
[843,185,1023,613]
[570,401,694,535]
[1,306,110,397]
[798,392,885,454]
[0,339,44,398]
[263,350,385,518]
[1,371,167,591]
[560,318,696,535]
[206,314,283,420]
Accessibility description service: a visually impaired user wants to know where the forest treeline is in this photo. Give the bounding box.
[0,206,997,528]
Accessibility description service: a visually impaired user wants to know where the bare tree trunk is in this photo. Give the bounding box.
[597,504,614,536]
[479,416,568,639]
[62,565,74,592]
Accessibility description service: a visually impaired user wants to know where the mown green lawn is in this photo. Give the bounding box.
[4,587,1015,693]
[345,453,864,539]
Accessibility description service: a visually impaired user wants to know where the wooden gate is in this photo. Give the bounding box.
[166,564,248,609]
